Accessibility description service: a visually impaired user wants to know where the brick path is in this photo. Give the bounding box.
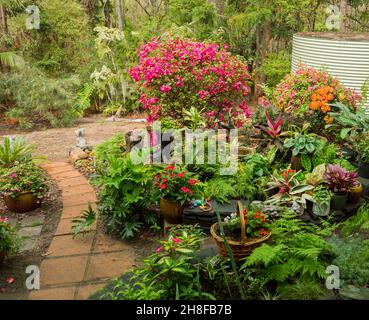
[28,162,135,300]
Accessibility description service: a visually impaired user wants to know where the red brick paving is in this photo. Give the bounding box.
[27,162,135,300]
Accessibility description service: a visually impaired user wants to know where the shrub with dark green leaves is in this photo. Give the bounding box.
[92,154,159,239]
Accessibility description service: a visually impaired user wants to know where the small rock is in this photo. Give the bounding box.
[18,226,43,238]
[20,238,38,253]
[19,215,45,228]
[69,147,88,163]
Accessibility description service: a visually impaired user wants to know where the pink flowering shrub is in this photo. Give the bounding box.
[129,37,252,127]
[267,65,361,125]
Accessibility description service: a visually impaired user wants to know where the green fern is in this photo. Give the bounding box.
[71,203,97,238]
[341,203,369,237]
[301,154,312,172]
[241,213,335,299]
[0,136,35,167]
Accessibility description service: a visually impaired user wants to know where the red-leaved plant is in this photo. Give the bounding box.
[130,37,252,128]
[324,164,358,194]
[154,165,201,204]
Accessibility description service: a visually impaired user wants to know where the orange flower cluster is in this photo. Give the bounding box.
[309,86,335,113]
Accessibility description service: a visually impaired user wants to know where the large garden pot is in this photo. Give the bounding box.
[160,198,183,224]
[0,250,5,267]
[348,183,363,204]
[4,191,41,213]
[331,192,347,211]
[358,162,369,179]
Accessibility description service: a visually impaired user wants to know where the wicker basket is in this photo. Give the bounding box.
[210,201,271,261]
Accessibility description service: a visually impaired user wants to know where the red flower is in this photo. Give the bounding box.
[160,184,168,190]
[162,178,168,183]
[165,165,175,171]
[258,228,268,237]
[155,246,164,253]
[177,172,186,179]
[172,237,181,244]
[188,179,198,185]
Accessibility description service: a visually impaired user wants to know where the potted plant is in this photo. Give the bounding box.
[284,125,321,170]
[0,215,19,267]
[352,132,369,179]
[324,164,358,210]
[0,162,49,213]
[348,181,363,204]
[312,186,331,217]
[265,167,314,215]
[154,165,201,224]
[210,201,271,260]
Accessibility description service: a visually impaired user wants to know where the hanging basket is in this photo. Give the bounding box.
[210,201,271,261]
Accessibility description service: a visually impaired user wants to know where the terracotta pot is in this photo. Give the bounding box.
[348,182,363,204]
[0,250,5,267]
[160,198,183,224]
[4,191,41,213]
[331,192,347,210]
[291,155,302,170]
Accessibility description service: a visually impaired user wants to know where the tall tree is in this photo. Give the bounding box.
[117,0,124,31]
[0,5,8,34]
[100,0,112,27]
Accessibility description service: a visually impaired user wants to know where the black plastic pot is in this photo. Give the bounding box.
[331,192,347,210]
[358,162,369,179]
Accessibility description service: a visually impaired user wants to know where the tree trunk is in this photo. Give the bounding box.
[254,18,272,98]
[0,5,8,34]
[116,0,123,31]
[81,0,95,25]
[101,0,112,28]
[214,0,225,16]
[340,0,348,32]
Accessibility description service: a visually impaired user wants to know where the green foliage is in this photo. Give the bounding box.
[71,203,97,239]
[203,177,238,204]
[259,51,291,87]
[98,225,213,300]
[94,133,126,173]
[0,215,20,255]
[329,236,369,287]
[0,137,34,167]
[93,154,158,239]
[0,66,79,128]
[341,203,369,237]
[242,213,336,300]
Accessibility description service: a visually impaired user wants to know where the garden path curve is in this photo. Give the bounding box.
[28,162,135,300]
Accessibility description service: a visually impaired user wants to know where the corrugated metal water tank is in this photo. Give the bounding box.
[292,33,369,110]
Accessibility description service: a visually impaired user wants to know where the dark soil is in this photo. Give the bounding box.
[0,173,62,300]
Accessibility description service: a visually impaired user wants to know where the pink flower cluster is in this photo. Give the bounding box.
[130,37,252,127]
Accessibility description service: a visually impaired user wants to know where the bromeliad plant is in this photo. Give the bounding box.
[0,162,48,200]
[154,165,202,205]
[265,167,314,212]
[254,111,288,152]
[324,164,358,194]
[0,137,35,168]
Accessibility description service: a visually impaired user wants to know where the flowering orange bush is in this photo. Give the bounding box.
[267,66,362,128]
